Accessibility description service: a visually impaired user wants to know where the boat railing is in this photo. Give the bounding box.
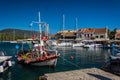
[46,50,57,55]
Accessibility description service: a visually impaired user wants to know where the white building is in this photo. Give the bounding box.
[76,28,109,41]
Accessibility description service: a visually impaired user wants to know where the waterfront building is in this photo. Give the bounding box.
[115,30,120,40]
[55,30,76,40]
[55,28,109,42]
[76,28,109,41]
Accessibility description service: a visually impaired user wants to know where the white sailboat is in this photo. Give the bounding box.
[73,42,84,47]
[110,53,120,60]
[72,18,85,48]
[83,40,102,48]
[57,15,73,47]
[57,42,72,47]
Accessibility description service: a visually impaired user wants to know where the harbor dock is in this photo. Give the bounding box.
[39,68,120,80]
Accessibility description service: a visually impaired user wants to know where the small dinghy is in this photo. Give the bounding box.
[0,51,12,73]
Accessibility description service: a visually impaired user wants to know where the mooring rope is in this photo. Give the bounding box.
[59,56,80,69]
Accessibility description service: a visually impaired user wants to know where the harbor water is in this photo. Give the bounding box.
[0,42,112,80]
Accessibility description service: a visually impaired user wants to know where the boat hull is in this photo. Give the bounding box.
[57,42,72,47]
[30,58,57,66]
[16,54,60,67]
[0,56,12,73]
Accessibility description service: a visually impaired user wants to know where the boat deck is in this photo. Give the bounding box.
[0,56,12,62]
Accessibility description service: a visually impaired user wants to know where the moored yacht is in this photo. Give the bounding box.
[57,42,72,47]
[83,40,102,48]
[72,42,84,47]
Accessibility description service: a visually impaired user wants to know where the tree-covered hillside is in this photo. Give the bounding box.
[0,28,39,41]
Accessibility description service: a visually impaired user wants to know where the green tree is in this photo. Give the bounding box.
[108,28,117,39]
[0,33,24,41]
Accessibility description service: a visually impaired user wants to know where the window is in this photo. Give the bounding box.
[100,35,104,38]
[91,34,93,37]
[85,34,86,37]
[80,34,82,38]
[96,36,98,38]
[88,34,89,37]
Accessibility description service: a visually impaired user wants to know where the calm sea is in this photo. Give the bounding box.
[0,42,112,80]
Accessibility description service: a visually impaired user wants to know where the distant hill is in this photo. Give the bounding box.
[0,28,39,40]
[0,28,54,41]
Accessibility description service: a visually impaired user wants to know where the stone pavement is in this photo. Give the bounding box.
[39,68,120,80]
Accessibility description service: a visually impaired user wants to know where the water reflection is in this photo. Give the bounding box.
[0,69,12,80]
[0,43,114,80]
[57,47,110,69]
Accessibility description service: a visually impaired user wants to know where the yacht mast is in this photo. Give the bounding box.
[62,15,65,39]
[75,18,78,39]
[75,17,78,31]
[46,24,49,36]
[62,14,65,31]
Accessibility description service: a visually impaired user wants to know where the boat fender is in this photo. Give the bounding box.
[37,58,41,61]
[25,60,31,64]
[8,61,12,67]
[70,56,74,60]
[0,66,4,73]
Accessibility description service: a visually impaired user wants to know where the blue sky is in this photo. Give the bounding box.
[0,0,120,34]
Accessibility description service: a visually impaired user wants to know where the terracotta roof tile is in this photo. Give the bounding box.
[94,28,107,33]
[116,30,120,33]
[62,32,76,37]
[78,28,107,33]
[115,30,120,38]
